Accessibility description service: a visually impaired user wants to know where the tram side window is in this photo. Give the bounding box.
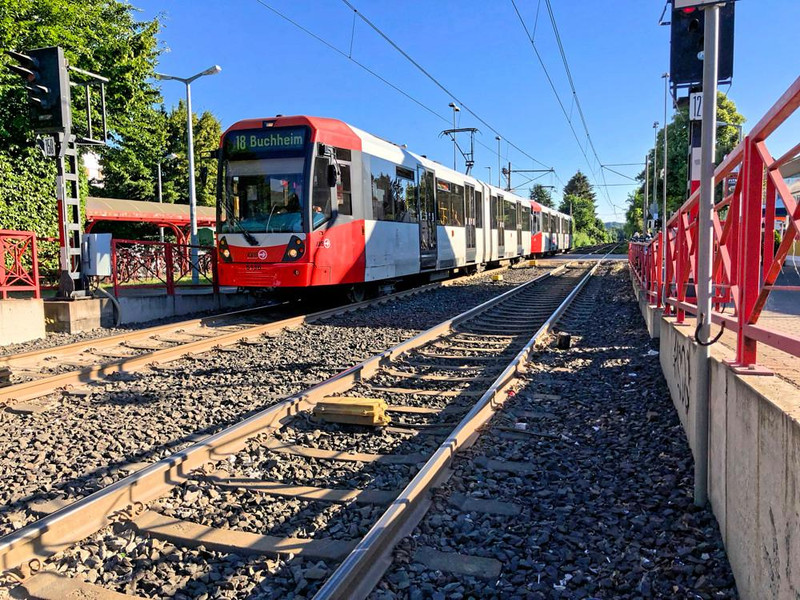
[312,157,333,226]
[337,164,352,215]
[395,167,417,223]
[436,180,463,226]
[504,200,516,229]
[451,183,465,226]
[372,158,396,221]
[522,206,531,232]
[490,196,498,228]
[475,191,483,228]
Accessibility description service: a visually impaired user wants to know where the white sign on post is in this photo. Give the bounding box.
[674,0,726,8]
[689,92,703,121]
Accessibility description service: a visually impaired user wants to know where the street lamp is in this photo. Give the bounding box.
[485,166,492,186]
[495,136,501,188]
[448,102,460,170]
[155,64,222,283]
[652,121,659,234]
[157,153,178,242]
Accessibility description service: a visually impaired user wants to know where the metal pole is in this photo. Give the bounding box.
[157,162,165,243]
[486,166,491,187]
[652,121,659,235]
[662,73,670,301]
[451,107,457,170]
[694,2,721,508]
[507,161,512,191]
[496,136,501,188]
[185,81,199,284]
[644,154,649,235]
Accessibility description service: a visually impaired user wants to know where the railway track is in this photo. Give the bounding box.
[0,265,524,413]
[0,258,605,599]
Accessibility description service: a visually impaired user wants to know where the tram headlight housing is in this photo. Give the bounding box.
[218,236,233,262]
[282,236,305,262]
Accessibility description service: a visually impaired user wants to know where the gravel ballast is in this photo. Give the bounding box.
[0,265,545,536]
[371,262,737,599]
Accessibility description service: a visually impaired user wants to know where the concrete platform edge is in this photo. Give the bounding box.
[631,273,800,600]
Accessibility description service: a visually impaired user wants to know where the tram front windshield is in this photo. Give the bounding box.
[218,126,311,235]
[220,158,306,234]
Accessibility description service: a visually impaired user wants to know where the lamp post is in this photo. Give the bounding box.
[157,153,178,243]
[495,136,501,188]
[448,102,460,170]
[652,121,659,234]
[485,166,492,186]
[155,65,221,284]
[662,73,670,302]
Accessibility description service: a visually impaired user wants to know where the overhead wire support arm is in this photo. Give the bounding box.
[439,127,479,174]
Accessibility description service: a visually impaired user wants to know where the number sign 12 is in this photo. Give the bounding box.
[690,93,703,121]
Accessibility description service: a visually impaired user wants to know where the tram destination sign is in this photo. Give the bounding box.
[225,127,307,158]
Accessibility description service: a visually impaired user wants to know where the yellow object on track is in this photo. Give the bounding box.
[313,397,391,427]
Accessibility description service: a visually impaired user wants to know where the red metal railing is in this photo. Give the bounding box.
[111,239,218,297]
[630,76,800,369]
[0,230,41,299]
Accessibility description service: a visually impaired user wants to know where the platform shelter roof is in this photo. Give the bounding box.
[85,197,216,227]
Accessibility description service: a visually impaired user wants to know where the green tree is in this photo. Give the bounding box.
[629,92,745,225]
[155,100,222,207]
[558,172,607,245]
[562,171,596,205]
[0,0,164,236]
[529,184,554,208]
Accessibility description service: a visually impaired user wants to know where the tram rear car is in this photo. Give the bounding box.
[215,116,571,293]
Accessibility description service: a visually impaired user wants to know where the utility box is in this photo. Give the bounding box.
[82,233,112,277]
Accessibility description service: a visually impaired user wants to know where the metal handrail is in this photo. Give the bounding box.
[0,230,40,299]
[628,77,800,369]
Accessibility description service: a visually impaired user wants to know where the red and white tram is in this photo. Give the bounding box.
[216,116,571,296]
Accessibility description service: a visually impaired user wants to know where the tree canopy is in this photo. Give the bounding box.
[0,0,163,237]
[558,171,609,246]
[623,92,745,237]
[529,183,554,208]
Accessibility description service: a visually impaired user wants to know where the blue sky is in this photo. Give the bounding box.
[133,0,800,222]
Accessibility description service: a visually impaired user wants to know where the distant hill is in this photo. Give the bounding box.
[605,221,624,229]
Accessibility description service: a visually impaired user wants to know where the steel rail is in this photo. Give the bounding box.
[0,302,283,370]
[314,257,607,599]
[0,263,570,575]
[0,267,516,407]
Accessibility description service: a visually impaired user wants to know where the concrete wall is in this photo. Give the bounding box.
[632,269,800,599]
[115,291,258,325]
[0,299,45,345]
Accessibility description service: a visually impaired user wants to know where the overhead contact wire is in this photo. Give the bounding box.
[339,0,551,170]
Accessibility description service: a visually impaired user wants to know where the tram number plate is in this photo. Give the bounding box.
[245,264,262,272]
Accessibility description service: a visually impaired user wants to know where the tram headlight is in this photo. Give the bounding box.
[218,237,233,263]
[282,236,306,262]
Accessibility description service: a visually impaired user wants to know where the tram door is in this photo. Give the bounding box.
[465,184,476,263]
[496,194,505,257]
[516,203,523,249]
[417,167,437,270]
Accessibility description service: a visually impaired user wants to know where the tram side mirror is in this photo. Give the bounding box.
[327,164,338,188]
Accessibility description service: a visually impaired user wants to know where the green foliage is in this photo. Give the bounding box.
[629,92,745,229]
[529,183,554,208]
[0,147,57,235]
[562,171,596,205]
[0,0,164,240]
[557,172,607,245]
[150,100,221,207]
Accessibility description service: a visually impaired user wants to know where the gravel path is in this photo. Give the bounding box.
[0,265,546,537]
[371,262,737,599]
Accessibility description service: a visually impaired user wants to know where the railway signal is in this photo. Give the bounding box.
[6,47,72,134]
[669,1,734,90]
